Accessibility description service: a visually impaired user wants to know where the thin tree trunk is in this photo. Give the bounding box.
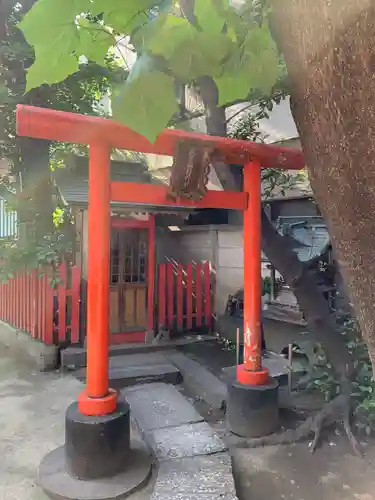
[19,137,53,241]
[271,0,375,375]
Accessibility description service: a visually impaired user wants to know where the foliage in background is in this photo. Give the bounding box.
[262,275,284,297]
[229,104,307,200]
[18,0,284,142]
[0,0,126,275]
[302,318,375,433]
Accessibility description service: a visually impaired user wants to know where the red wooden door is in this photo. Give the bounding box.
[109,227,148,342]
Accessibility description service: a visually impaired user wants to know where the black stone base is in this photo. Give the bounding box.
[38,440,152,500]
[65,401,130,480]
[226,377,279,438]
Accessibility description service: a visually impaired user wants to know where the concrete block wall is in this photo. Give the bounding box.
[160,225,273,316]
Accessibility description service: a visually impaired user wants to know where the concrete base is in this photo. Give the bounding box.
[65,402,131,480]
[38,440,152,500]
[226,377,279,438]
[0,321,58,371]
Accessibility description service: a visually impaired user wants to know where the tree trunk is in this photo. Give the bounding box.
[198,76,243,191]
[270,0,375,375]
[19,137,53,241]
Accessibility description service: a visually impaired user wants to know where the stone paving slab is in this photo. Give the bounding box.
[151,453,237,500]
[122,383,204,431]
[166,351,227,409]
[146,421,227,460]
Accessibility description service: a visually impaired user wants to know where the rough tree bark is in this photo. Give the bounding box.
[270,0,375,376]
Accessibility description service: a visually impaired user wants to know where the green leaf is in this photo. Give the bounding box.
[18,0,87,91]
[25,46,79,92]
[146,16,197,59]
[194,0,226,35]
[169,31,233,81]
[241,23,281,94]
[131,14,167,52]
[18,0,90,47]
[215,23,280,104]
[77,23,116,65]
[215,68,251,105]
[91,0,158,34]
[111,62,178,142]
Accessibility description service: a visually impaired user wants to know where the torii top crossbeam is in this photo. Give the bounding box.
[17,105,304,170]
[16,104,304,417]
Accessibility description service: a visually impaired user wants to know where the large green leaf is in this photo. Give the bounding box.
[112,60,178,143]
[215,69,251,105]
[241,24,281,94]
[18,0,89,46]
[91,0,158,34]
[145,16,197,59]
[194,0,226,35]
[18,0,88,91]
[169,31,233,81]
[25,46,79,92]
[216,23,281,104]
[77,21,116,65]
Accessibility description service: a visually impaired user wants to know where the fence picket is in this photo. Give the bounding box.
[186,264,193,330]
[58,264,67,343]
[167,263,174,330]
[158,264,166,329]
[176,264,183,331]
[0,264,81,345]
[204,262,212,328]
[71,265,81,344]
[195,264,202,328]
[157,261,212,333]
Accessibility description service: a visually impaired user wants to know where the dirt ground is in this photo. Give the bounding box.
[232,320,375,500]
[232,436,375,500]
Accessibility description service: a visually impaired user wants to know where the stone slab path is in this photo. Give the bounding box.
[122,383,238,500]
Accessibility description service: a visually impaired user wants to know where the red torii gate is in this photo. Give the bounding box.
[17,105,304,418]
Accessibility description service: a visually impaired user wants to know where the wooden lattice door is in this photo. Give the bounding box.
[109,227,148,339]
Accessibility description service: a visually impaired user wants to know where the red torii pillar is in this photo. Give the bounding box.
[77,143,118,415]
[16,106,304,490]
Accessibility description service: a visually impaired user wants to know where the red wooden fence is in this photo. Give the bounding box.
[0,264,81,345]
[157,261,213,332]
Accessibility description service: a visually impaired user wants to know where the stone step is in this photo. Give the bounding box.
[74,353,181,389]
[61,335,217,370]
[122,383,204,432]
[165,351,227,410]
